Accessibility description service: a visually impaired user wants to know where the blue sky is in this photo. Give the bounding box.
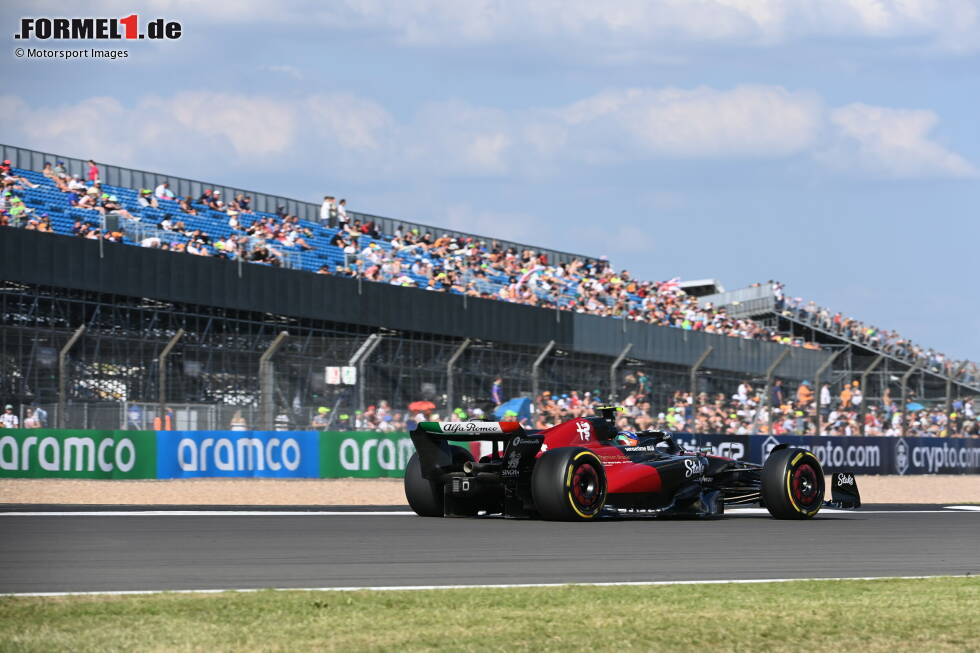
[3,1,978,362]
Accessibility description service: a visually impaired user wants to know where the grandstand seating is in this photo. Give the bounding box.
[5,167,601,309]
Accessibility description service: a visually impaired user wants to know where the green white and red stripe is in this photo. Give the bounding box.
[418,421,521,435]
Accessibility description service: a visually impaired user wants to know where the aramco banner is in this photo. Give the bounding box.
[0,429,156,479]
[155,431,320,478]
[319,431,416,478]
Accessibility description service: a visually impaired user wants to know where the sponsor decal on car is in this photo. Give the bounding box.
[501,450,523,477]
[684,458,706,478]
[426,421,516,435]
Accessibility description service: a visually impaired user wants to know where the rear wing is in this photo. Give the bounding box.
[414,421,525,441]
[410,421,532,480]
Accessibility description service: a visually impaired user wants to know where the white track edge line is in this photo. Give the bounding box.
[0,508,973,516]
[2,575,972,598]
[0,511,415,517]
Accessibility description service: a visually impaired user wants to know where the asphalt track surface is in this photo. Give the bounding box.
[1,506,978,594]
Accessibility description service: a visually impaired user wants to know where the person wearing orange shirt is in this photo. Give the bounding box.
[797,380,813,406]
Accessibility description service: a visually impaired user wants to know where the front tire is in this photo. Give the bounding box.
[531,448,607,521]
[405,445,474,517]
[761,447,824,519]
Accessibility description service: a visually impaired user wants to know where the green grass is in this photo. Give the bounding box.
[1,577,978,652]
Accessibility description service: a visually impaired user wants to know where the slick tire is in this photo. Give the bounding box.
[761,447,824,520]
[531,447,606,521]
[405,445,474,517]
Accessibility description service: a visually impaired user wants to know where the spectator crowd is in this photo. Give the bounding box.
[2,157,976,390]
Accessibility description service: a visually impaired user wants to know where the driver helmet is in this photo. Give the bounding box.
[614,430,639,446]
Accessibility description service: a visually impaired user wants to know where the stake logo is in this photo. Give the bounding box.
[14,15,182,41]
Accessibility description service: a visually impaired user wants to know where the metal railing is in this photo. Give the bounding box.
[119,222,302,270]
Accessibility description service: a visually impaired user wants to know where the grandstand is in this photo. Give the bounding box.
[1,144,976,437]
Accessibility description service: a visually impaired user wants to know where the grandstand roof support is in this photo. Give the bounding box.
[609,343,633,404]
[259,330,289,430]
[813,347,846,436]
[945,361,968,426]
[446,339,471,416]
[900,362,922,437]
[689,346,714,432]
[764,349,791,436]
[858,354,884,436]
[57,325,86,429]
[531,341,556,404]
[349,333,384,415]
[157,328,185,424]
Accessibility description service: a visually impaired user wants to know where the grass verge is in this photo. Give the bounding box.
[1,577,978,652]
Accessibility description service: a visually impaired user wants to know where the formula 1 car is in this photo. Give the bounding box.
[405,408,861,521]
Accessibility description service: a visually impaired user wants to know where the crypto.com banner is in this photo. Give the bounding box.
[673,432,980,475]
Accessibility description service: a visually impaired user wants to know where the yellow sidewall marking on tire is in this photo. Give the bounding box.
[786,467,801,513]
[567,451,603,519]
[786,452,820,517]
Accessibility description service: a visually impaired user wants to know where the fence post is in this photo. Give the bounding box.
[946,361,967,430]
[259,331,289,430]
[446,338,471,415]
[858,355,884,435]
[764,348,791,435]
[158,328,184,427]
[812,347,845,436]
[348,333,384,416]
[531,341,556,404]
[58,325,86,428]
[689,346,713,433]
[900,362,921,437]
[609,343,633,404]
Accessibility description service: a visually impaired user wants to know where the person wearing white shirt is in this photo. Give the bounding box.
[0,405,19,429]
[337,198,349,228]
[819,383,831,418]
[319,196,335,226]
[154,182,175,200]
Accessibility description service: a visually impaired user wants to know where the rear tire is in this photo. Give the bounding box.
[405,445,474,517]
[531,448,606,521]
[761,447,824,519]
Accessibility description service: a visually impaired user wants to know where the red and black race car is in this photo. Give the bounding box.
[406,407,860,521]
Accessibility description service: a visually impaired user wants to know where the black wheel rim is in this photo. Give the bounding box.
[570,463,602,513]
[792,463,821,509]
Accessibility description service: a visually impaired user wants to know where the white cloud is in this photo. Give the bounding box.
[1,86,974,182]
[819,103,979,178]
[160,92,296,157]
[0,92,296,166]
[305,93,393,151]
[559,86,823,159]
[73,0,980,55]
